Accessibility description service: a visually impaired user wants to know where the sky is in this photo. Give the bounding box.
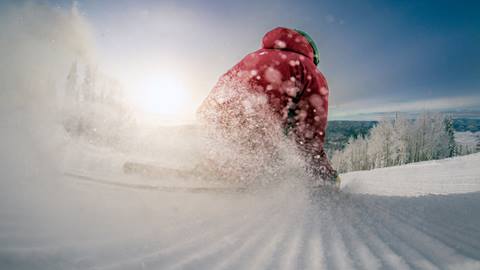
[6,0,480,120]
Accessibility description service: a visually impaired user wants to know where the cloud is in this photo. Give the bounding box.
[325,14,336,24]
[331,95,480,119]
[324,14,345,25]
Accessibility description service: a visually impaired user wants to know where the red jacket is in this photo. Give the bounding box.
[199,27,336,180]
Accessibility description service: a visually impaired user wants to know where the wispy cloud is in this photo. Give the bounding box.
[331,95,480,119]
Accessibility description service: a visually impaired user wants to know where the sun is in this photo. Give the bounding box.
[132,74,189,116]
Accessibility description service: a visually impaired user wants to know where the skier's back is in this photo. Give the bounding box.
[198,27,338,184]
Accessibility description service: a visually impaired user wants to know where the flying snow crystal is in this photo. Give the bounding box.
[309,94,324,110]
[265,67,282,84]
[279,80,299,97]
[326,14,336,24]
[274,39,287,49]
[297,110,308,121]
[289,60,300,66]
[285,86,299,97]
[243,54,259,68]
[305,130,314,139]
[241,99,253,114]
[319,86,329,96]
[253,85,264,92]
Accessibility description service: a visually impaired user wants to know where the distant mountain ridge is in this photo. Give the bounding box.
[331,109,480,121]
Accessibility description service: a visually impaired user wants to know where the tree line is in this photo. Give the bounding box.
[331,113,469,173]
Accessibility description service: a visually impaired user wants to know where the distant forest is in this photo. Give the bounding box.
[325,121,377,153]
[452,118,480,132]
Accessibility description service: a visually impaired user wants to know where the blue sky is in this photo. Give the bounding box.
[9,0,480,119]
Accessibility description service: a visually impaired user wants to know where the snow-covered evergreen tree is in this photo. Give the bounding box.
[444,116,457,157]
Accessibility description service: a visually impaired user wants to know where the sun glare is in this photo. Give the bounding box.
[132,74,189,116]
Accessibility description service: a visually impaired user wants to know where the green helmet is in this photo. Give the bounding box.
[295,29,320,66]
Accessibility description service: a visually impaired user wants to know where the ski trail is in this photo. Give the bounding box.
[276,206,311,270]
[343,202,411,270]
[302,212,327,270]
[47,186,243,266]
[97,192,291,270]
[258,198,312,270]
[113,222,255,269]
[164,196,291,270]
[207,209,289,270]
[237,203,305,270]
[287,205,318,270]
[364,195,480,268]
[95,204,266,269]
[206,193,309,270]
[344,195,429,270]
[165,201,287,270]
[361,202,440,269]
[330,197,382,270]
[377,194,480,260]
[320,197,356,270]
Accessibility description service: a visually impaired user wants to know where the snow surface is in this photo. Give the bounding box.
[1,134,480,269]
[455,131,480,153]
[455,131,480,146]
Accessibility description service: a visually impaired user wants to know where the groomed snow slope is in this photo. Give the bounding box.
[341,153,480,196]
[1,153,480,269]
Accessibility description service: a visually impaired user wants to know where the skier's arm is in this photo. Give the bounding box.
[292,70,338,182]
[292,70,328,153]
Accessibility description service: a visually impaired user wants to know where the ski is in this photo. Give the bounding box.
[123,161,197,179]
[64,171,249,193]
[122,161,341,192]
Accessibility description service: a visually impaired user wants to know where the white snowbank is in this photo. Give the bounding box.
[341,153,480,196]
[455,131,480,146]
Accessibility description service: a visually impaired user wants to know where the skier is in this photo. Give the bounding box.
[198,27,339,186]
